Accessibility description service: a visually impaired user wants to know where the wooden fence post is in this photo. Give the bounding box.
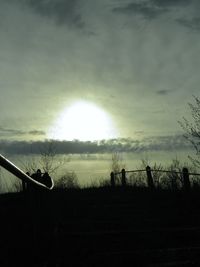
[146,166,154,190]
[110,172,115,187]
[182,167,191,192]
[121,168,126,187]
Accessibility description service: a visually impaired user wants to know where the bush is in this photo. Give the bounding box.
[55,172,79,189]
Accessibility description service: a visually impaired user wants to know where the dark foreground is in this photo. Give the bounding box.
[1,187,200,266]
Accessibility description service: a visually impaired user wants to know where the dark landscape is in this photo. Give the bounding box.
[1,186,200,267]
[1,1,200,266]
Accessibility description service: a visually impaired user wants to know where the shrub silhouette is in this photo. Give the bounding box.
[56,171,79,189]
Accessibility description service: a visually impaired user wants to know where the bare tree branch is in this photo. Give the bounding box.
[179,96,200,168]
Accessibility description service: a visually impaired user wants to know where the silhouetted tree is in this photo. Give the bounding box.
[164,158,182,190]
[179,96,200,168]
[39,140,60,174]
[111,152,120,174]
[20,140,67,175]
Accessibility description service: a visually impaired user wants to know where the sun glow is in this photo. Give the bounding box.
[48,101,118,141]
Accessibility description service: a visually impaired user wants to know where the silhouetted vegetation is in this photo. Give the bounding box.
[179,95,200,168]
[55,171,79,189]
[1,184,200,266]
[111,157,200,191]
[1,152,200,266]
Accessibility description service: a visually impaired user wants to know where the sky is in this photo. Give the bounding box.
[0,0,200,155]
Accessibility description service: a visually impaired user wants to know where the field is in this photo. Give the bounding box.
[1,187,200,266]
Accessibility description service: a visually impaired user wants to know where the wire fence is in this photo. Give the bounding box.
[111,166,200,191]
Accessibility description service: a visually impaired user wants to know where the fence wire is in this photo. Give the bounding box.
[113,169,200,189]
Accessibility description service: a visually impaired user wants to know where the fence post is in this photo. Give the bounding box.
[182,167,191,192]
[110,172,115,187]
[146,166,154,190]
[121,168,126,187]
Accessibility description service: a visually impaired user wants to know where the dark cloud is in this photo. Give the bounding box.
[28,130,46,136]
[141,135,192,152]
[112,0,191,20]
[13,0,85,28]
[0,126,25,136]
[156,89,173,95]
[152,0,190,8]
[177,17,200,31]
[134,131,145,135]
[0,135,192,155]
[0,140,104,155]
[112,2,165,19]
[0,126,45,137]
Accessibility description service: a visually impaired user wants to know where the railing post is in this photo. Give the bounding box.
[110,172,115,187]
[146,166,154,190]
[182,167,191,192]
[121,168,126,187]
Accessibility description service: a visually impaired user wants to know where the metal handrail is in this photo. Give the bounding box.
[0,154,54,190]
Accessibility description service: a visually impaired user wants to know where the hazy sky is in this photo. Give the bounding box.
[1,0,200,145]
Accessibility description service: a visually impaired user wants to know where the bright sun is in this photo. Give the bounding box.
[48,101,118,141]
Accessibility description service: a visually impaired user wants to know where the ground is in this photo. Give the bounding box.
[0,187,200,266]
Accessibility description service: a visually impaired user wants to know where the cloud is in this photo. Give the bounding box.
[112,0,192,21]
[0,135,192,155]
[152,0,190,8]
[0,126,25,136]
[28,130,46,136]
[112,2,165,19]
[0,126,45,137]
[28,0,84,28]
[140,135,192,151]
[6,0,85,28]
[177,17,200,31]
[156,89,173,95]
[0,0,199,142]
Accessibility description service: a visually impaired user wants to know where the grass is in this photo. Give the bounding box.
[1,186,200,266]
